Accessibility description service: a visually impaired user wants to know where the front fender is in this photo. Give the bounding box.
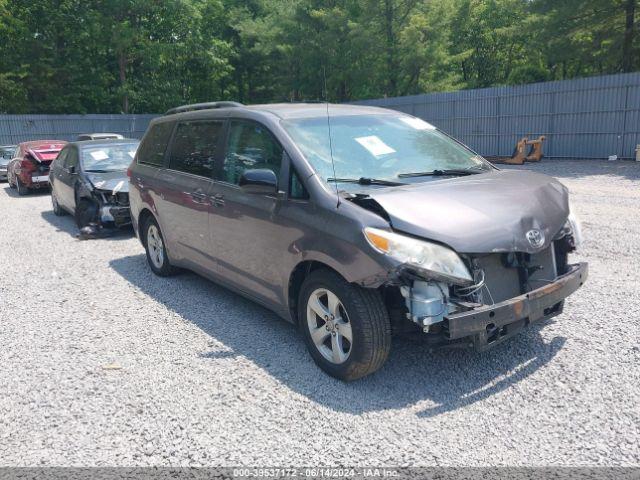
[75,179,95,202]
[296,248,392,287]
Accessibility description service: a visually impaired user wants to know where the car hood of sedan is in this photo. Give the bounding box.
[363,170,569,254]
[86,171,129,194]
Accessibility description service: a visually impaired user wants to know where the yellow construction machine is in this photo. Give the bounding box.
[492,136,546,165]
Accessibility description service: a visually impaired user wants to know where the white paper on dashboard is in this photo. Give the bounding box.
[355,136,396,156]
[399,117,436,130]
[90,150,109,161]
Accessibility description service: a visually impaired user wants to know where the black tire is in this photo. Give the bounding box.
[8,176,16,189]
[142,216,178,276]
[51,188,66,216]
[16,177,29,195]
[298,269,391,381]
[75,198,99,228]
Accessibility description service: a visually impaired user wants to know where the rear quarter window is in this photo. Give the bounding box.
[137,121,174,167]
[168,120,223,177]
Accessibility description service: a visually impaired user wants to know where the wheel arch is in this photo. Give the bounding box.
[137,208,179,266]
[73,181,96,214]
[137,208,157,246]
[287,260,349,325]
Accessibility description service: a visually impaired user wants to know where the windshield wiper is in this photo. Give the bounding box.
[327,177,405,186]
[398,168,487,178]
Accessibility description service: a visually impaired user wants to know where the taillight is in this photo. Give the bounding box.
[20,158,36,173]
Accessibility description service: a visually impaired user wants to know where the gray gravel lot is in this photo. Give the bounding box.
[0,159,639,467]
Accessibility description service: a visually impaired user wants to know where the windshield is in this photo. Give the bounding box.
[81,143,139,172]
[281,114,490,183]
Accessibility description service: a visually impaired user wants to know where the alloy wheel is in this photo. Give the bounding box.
[147,224,164,269]
[306,288,353,364]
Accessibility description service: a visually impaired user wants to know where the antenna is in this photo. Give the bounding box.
[323,66,340,204]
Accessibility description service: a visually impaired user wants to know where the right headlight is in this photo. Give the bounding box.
[363,227,473,286]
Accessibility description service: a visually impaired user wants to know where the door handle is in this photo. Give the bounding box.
[189,191,208,204]
[210,193,225,207]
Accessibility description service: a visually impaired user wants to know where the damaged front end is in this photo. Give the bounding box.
[93,188,131,227]
[391,234,587,350]
[355,195,587,351]
[76,177,131,232]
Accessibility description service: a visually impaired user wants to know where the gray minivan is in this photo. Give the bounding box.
[128,102,587,381]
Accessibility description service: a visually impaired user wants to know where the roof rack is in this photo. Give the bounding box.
[164,101,243,116]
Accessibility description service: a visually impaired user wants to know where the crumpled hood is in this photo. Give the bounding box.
[365,170,569,254]
[85,171,129,194]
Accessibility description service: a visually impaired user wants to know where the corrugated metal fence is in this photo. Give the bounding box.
[353,72,640,159]
[1,72,639,158]
[0,114,158,145]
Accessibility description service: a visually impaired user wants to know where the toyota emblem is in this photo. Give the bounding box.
[526,229,545,249]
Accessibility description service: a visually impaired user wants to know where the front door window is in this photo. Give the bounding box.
[223,121,283,185]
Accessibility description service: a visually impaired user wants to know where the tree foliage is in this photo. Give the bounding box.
[0,0,637,113]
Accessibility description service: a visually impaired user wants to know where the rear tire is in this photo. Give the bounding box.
[298,269,391,381]
[142,216,178,277]
[51,189,66,216]
[16,177,29,195]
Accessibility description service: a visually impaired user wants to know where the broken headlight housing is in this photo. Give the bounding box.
[566,208,583,249]
[363,227,473,286]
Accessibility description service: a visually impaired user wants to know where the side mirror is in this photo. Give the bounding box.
[239,169,278,194]
[67,165,76,174]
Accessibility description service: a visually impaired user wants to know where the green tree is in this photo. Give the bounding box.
[448,0,531,88]
[0,0,637,113]
[530,0,639,77]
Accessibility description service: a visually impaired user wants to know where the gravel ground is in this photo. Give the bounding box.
[0,159,638,467]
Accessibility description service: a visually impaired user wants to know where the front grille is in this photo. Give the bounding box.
[472,254,521,303]
[461,244,559,305]
[96,190,129,207]
[527,245,558,290]
[114,192,129,206]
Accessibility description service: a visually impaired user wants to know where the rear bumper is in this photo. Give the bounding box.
[18,172,50,188]
[28,180,50,188]
[445,262,588,349]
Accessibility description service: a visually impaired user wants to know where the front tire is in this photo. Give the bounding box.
[143,216,178,276]
[299,269,391,381]
[75,199,98,228]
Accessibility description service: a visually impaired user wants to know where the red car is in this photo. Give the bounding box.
[7,140,67,195]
